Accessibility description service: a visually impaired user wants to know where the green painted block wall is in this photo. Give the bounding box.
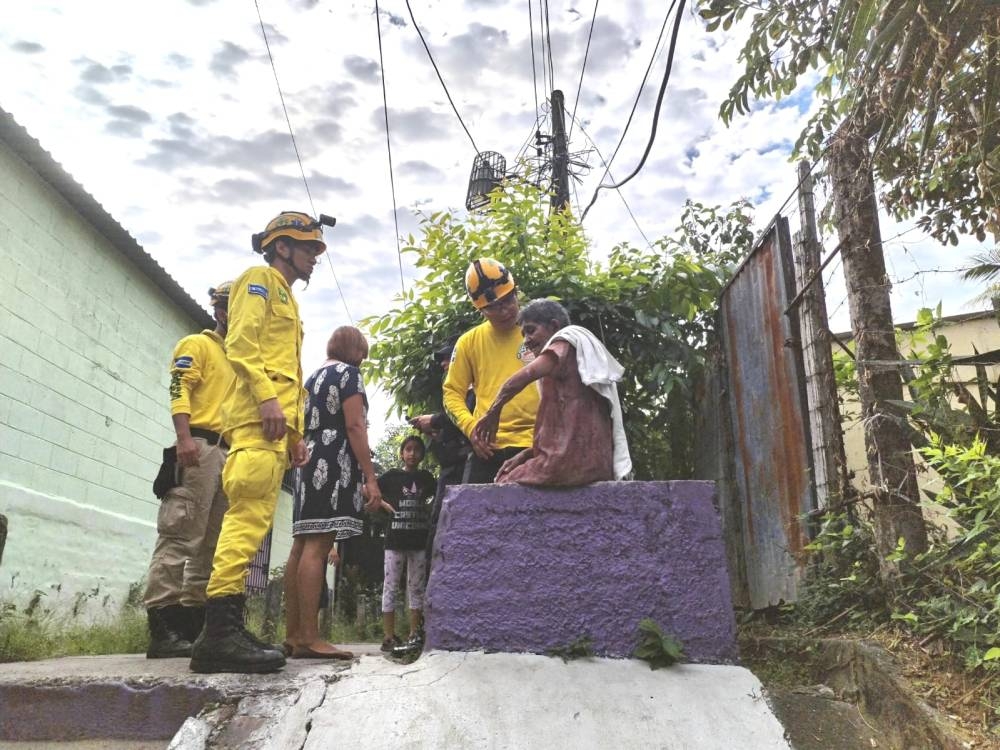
[0,141,206,617]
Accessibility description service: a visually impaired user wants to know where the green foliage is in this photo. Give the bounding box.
[0,595,147,663]
[546,634,595,662]
[831,344,858,399]
[634,618,685,669]
[888,306,1000,453]
[900,436,1000,674]
[797,512,888,628]
[698,0,1000,244]
[789,436,1000,715]
[362,180,755,479]
[372,422,424,474]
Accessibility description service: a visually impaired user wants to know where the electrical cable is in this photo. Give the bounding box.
[543,0,555,91]
[577,1,674,221]
[581,0,687,220]
[254,0,353,324]
[537,0,549,96]
[569,112,653,249]
[404,0,480,154]
[528,0,540,119]
[374,0,405,295]
[567,0,599,144]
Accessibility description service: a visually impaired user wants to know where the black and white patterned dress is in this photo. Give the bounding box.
[292,361,367,539]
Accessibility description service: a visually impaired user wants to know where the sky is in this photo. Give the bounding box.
[1,0,991,442]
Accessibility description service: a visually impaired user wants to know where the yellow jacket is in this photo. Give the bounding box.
[168,330,235,434]
[222,265,305,446]
[443,320,538,448]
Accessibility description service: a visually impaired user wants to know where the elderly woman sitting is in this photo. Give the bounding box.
[472,299,631,486]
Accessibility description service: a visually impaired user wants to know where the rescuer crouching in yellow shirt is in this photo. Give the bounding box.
[443,258,539,484]
[190,211,330,674]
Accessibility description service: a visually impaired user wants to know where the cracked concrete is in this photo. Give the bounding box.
[300,651,791,749]
[2,649,838,748]
[0,648,379,746]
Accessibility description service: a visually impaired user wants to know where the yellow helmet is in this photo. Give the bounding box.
[465,257,516,309]
[208,281,233,308]
[251,211,334,254]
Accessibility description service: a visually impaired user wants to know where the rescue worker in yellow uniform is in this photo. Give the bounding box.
[190,211,331,674]
[444,258,539,484]
[144,282,235,658]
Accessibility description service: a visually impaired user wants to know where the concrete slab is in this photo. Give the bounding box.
[0,646,380,744]
[305,651,791,749]
[427,481,738,662]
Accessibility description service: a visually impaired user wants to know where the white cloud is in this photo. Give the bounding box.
[0,0,990,441]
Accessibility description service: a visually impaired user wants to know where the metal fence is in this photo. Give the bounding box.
[715,216,816,609]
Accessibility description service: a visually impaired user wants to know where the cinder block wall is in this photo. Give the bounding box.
[0,140,198,616]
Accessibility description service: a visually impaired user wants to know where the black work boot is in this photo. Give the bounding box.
[189,595,286,674]
[181,605,206,643]
[146,605,193,659]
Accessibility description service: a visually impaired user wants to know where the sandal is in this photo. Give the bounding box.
[291,644,354,660]
[380,636,402,653]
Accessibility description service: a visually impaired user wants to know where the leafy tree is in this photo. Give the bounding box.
[371,422,413,474]
[362,181,754,480]
[698,0,1000,245]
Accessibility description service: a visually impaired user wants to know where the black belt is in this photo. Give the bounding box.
[191,428,229,449]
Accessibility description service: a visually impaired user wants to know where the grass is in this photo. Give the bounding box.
[0,603,147,662]
[1,580,405,662]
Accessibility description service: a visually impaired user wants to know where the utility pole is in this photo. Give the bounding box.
[828,127,928,577]
[550,89,570,212]
[792,160,850,513]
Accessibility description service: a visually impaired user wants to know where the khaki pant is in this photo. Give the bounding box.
[144,438,228,608]
[205,427,288,598]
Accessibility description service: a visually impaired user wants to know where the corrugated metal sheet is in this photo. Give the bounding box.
[719,217,815,608]
[693,350,749,609]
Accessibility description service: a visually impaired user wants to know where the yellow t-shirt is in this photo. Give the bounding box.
[443,320,538,448]
[222,265,305,447]
[168,330,235,434]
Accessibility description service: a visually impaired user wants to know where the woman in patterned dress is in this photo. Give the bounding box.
[283,326,392,658]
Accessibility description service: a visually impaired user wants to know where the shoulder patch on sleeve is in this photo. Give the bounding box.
[174,355,194,369]
[248,283,269,299]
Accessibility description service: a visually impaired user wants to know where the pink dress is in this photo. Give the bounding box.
[501,340,614,486]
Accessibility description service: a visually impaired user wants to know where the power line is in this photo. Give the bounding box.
[543,0,555,90]
[528,0,540,118]
[403,0,479,154]
[374,0,405,295]
[253,0,352,324]
[569,112,653,249]
[536,0,549,96]
[577,1,674,221]
[581,0,687,219]
[567,0,599,145]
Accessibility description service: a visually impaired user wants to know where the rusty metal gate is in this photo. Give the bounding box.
[718,216,815,608]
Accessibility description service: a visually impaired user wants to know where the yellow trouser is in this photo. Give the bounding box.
[206,426,288,598]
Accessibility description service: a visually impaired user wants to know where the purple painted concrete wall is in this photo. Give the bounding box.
[425,481,738,663]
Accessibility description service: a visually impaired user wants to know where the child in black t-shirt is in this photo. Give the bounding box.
[379,435,436,653]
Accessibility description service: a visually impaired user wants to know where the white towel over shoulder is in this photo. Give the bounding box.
[547,324,632,479]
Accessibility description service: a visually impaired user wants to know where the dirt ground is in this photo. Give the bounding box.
[740,624,999,749]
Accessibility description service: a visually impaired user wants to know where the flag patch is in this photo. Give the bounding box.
[174,356,194,369]
[248,283,269,299]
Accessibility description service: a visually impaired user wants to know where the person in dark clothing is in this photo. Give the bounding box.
[408,342,474,563]
[378,436,436,653]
